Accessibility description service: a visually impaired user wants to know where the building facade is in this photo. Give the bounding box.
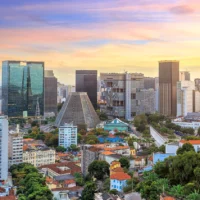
[59,123,77,148]
[23,148,55,167]
[0,116,8,180]
[2,61,44,117]
[76,70,97,109]
[134,89,156,115]
[159,61,179,116]
[193,90,200,112]
[179,71,190,81]
[45,70,57,114]
[100,72,144,119]
[8,130,23,167]
[177,81,195,117]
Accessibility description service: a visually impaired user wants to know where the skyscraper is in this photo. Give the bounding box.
[2,61,44,117]
[44,70,57,114]
[159,61,179,116]
[76,70,97,109]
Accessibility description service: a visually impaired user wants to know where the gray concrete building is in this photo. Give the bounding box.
[100,72,144,119]
[55,92,100,129]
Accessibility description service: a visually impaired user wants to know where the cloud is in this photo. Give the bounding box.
[169,5,194,15]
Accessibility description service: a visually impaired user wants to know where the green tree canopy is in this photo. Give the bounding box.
[177,143,195,155]
[88,160,110,180]
[119,156,130,169]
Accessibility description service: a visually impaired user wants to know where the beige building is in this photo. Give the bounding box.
[23,148,55,167]
[159,61,179,116]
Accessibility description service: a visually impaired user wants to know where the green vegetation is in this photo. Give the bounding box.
[57,102,64,112]
[96,109,108,121]
[119,156,130,169]
[10,163,53,200]
[88,160,110,180]
[177,143,195,155]
[81,182,96,200]
[55,146,66,152]
[67,144,80,152]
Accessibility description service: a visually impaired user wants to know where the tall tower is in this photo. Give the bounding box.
[2,61,44,117]
[44,70,57,114]
[76,70,97,109]
[159,61,179,116]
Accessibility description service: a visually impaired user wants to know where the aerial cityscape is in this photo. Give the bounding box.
[1,1,200,200]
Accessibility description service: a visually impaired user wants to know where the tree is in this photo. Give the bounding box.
[168,185,184,199]
[81,182,96,200]
[85,134,99,144]
[78,133,82,143]
[177,143,195,155]
[88,160,110,180]
[103,178,110,192]
[55,146,66,152]
[119,157,130,169]
[68,144,80,152]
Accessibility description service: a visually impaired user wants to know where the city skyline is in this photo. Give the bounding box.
[1,0,200,84]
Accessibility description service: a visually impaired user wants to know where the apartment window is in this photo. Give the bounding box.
[131,93,136,99]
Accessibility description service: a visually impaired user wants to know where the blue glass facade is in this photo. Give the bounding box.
[2,61,44,117]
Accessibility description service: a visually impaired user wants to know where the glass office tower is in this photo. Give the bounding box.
[2,61,44,117]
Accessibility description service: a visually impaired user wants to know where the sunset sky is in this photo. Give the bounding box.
[1,0,200,84]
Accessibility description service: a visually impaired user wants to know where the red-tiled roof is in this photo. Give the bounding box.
[110,172,131,180]
[163,197,175,200]
[180,140,200,145]
[40,162,81,175]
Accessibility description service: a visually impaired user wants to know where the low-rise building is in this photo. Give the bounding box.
[40,162,81,179]
[23,139,55,167]
[104,118,129,132]
[172,117,200,130]
[110,172,131,192]
[59,123,77,149]
[98,134,124,143]
[153,153,175,164]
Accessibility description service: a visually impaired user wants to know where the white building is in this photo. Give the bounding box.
[0,116,8,180]
[172,118,200,130]
[177,81,195,117]
[59,123,77,148]
[8,126,23,167]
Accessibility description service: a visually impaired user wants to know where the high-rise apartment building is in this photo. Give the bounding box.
[44,70,57,114]
[177,81,195,117]
[100,72,145,119]
[8,126,23,167]
[59,123,77,148]
[76,70,97,109]
[0,116,8,180]
[159,61,179,116]
[180,71,190,81]
[2,61,44,117]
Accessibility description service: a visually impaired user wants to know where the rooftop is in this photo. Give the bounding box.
[40,162,81,175]
[110,172,131,180]
[180,140,200,145]
[101,151,115,155]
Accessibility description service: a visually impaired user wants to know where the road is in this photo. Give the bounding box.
[125,192,143,200]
